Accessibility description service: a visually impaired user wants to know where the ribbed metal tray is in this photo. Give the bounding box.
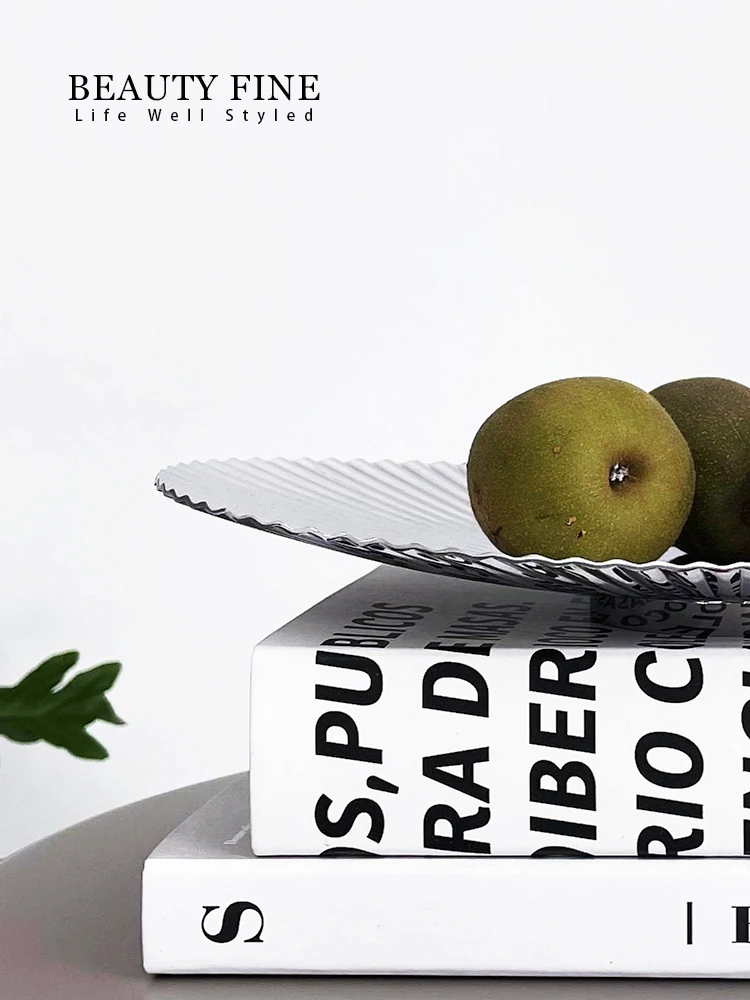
[155,457,750,601]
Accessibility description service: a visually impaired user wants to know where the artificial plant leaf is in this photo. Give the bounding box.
[43,726,109,760]
[96,697,126,726]
[53,662,121,707]
[61,694,112,727]
[0,722,40,743]
[14,651,80,698]
[0,653,124,760]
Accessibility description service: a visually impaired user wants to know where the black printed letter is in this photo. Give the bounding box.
[422,662,489,717]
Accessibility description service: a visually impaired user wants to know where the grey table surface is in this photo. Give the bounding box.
[1,775,749,1000]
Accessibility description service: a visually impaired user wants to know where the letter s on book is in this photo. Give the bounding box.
[201,901,264,943]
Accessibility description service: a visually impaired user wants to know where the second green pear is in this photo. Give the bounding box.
[651,377,750,563]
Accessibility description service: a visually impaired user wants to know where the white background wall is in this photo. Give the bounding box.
[1,0,749,855]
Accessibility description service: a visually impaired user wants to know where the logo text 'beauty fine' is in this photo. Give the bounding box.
[69,74,319,124]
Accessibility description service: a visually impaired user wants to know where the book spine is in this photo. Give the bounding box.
[249,626,750,857]
[142,855,750,976]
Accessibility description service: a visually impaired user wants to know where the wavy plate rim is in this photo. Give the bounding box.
[154,457,750,575]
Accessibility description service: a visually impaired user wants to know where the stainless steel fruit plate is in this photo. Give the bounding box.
[155,457,750,602]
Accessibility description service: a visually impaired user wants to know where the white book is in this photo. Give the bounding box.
[250,565,750,857]
[143,774,750,977]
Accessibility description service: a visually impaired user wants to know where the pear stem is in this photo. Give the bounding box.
[609,463,630,485]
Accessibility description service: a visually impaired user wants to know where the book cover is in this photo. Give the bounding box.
[143,775,750,977]
[249,565,750,857]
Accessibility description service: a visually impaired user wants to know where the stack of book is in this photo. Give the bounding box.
[141,565,750,977]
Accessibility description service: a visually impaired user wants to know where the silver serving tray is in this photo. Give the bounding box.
[155,457,750,601]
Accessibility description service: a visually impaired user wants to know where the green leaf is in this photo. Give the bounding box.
[14,651,80,698]
[0,652,124,760]
[96,697,126,726]
[0,723,40,743]
[61,695,111,728]
[44,727,109,760]
[54,662,121,707]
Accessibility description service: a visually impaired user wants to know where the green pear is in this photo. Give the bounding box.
[651,377,750,563]
[468,376,695,562]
